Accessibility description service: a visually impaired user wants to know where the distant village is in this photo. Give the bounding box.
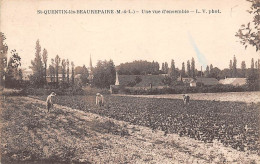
[21,54,259,94]
[1,36,259,94]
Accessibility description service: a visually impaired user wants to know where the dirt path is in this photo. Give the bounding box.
[1,96,259,163]
[117,91,260,103]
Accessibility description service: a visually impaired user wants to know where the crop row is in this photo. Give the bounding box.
[36,95,260,154]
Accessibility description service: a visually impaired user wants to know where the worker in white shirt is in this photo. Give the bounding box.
[46,92,56,112]
[183,94,190,106]
[96,93,104,107]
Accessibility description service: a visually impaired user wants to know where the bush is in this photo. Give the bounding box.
[119,84,249,95]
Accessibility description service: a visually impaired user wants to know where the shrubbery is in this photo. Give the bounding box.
[120,84,249,95]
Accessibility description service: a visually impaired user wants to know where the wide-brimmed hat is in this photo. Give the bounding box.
[51,92,56,96]
[96,93,101,96]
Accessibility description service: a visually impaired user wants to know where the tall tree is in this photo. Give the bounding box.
[233,55,237,77]
[187,60,191,77]
[49,64,55,82]
[169,59,177,81]
[55,55,61,83]
[71,61,75,85]
[161,63,165,73]
[30,40,44,87]
[165,62,169,74]
[205,65,210,77]
[247,57,258,90]
[5,50,22,88]
[42,48,48,83]
[191,57,195,78]
[209,64,213,74]
[236,0,260,51]
[251,58,255,73]
[66,59,70,83]
[241,61,246,77]
[61,59,66,82]
[229,60,233,77]
[50,58,55,82]
[181,62,185,77]
[0,32,8,88]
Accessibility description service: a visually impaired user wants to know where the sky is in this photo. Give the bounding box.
[1,0,259,71]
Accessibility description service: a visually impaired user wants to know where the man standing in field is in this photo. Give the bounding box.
[96,93,104,107]
[183,94,190,106]
[46,92,56,112]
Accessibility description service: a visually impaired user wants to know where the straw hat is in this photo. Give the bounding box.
[51,92,56,96]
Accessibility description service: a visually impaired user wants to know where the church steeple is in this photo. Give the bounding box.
[115,71,120,85]
[88,55,94,82]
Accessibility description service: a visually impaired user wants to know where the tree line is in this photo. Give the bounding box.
[29,39,77,88]
[117,56,260,79]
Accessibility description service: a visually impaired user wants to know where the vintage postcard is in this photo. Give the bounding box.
[0,0,259,163]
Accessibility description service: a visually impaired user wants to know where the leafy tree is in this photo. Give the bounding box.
[219,68,231,79]
[236,0,260,51]
[162,75,172,86]
[55,55,61,83]
[191,57,195,78]
[80,65,89,86]
[5,50,22,88]
[117,60,160,75]
[42,48,48,83]
[209,67,221,79]
[93,60,116,88]
[241,61,246,77]
[187,60,191,77]
[30,40,44,87]
[0,32,8,89]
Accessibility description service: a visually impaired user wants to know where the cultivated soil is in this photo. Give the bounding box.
[1,95,259,163]
[118,91,260,103]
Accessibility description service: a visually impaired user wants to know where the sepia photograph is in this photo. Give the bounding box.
[0,0,259,163]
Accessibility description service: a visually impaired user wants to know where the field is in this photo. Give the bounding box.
[1,92,260,163]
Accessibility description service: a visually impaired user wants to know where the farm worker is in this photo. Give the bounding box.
[96,93,104,107]
[46,92,56,112]
[183,94,190,105]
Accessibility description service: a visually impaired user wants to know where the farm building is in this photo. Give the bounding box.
[110,74,166,93]
[190,77,219,87]
[177,77,193,84]
[219,78,247,86]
